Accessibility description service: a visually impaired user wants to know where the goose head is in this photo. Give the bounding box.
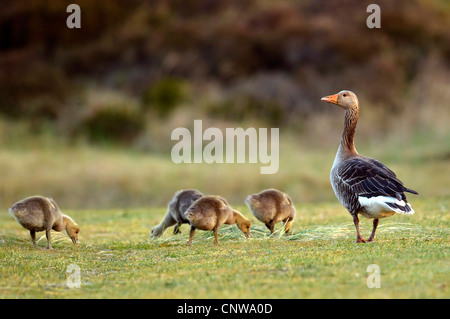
[321,90,359,110]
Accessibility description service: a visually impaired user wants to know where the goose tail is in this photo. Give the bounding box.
[404,187,419,195]
[385,201,415,215]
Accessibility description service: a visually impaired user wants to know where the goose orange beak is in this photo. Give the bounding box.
[321,94,338,104]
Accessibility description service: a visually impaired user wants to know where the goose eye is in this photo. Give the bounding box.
[343,94,347,97]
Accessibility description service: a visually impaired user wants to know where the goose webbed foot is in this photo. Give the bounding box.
[355,236,367,243]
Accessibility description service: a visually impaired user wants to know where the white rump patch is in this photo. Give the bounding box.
[358,195,415,218]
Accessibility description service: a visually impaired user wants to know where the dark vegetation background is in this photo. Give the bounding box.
[0,0,449,209]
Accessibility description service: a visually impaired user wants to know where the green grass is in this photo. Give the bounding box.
[0,198,448,299]
[0,106,448,299]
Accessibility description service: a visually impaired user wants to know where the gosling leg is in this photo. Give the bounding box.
[188,226,195,247]
[45,229,53,249]
[265,220,275,234]
[30,230,37,248]
[213,227,219,245]
[173,223,182,235]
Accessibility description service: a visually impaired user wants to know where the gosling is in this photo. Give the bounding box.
[151,189,203,238]
[186,196,251,246]
[9,196,80,249]
[245,188,296,234]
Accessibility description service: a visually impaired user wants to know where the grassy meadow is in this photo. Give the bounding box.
[0,198,448,299]
[0,124,448,299]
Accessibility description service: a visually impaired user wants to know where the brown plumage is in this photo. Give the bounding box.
[186,196,251,246]
[151,189,203,238]
[245,188,296,234]
[9,196,80,249]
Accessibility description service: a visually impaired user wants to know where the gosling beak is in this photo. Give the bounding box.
[245,232,250,239]
[321,94,338,105]
[71,237,78,245]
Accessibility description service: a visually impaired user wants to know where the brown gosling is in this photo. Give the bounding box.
[151,189,203,238]
[245,188,296,235]
[186,196,251,246]
[9,196,80,249]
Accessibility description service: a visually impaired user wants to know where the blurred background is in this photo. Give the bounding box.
[0,0,449,209]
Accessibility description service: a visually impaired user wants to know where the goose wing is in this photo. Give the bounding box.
[336,157,418,214]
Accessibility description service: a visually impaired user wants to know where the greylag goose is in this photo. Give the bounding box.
[245,188,296,234]
[9,196,80,249]
[151,189,203,238]
[186,195,251,246]
[321,90,418,243]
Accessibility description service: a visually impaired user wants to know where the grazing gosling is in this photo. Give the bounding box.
[9,196,80,249]
[245,188,296,234]
[186,196,251,246]
[151,189,203,238]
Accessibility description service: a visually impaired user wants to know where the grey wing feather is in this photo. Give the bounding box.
[336,157,417,213]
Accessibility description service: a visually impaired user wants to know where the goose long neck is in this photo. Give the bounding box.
[341,107,358,155]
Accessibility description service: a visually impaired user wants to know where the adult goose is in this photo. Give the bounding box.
[321,90,418,243]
